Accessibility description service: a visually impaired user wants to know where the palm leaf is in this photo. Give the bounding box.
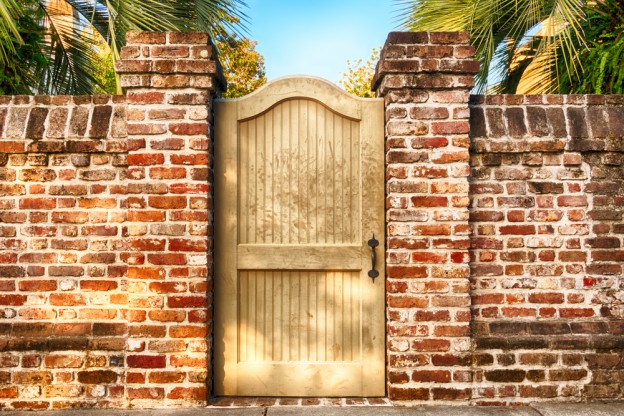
[0,0,23,65]
[63,0,110,41]
[4,0,246,95]
[396,0,588,94]
[35,0,102,94]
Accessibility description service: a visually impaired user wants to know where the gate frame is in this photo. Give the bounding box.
[213,75,386,397]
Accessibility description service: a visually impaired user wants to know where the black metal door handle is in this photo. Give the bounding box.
[368,234,379,281]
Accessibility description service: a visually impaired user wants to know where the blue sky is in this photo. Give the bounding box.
[244,0,398,83]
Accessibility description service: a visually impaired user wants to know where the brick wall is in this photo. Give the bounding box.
[0,30,623,409]
[469,95,624,405]
[0,32,222,410]
[117,31,223,407]
[375,32,624,405]
[373,32,479,403]
[0,94,128,410]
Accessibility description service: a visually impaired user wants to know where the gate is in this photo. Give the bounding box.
[214,76,385,396]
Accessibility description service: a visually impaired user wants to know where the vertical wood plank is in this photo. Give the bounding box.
[239,122,248,244]
[273,270,282,361]
[217,79,384,395]
[239,272,248,361]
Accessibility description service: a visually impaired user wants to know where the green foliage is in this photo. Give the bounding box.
[0,0,247,95]
[339,47,380,98]
[217,34,267,98]
[92,48,118,95]
[0,0,23,65]
[0,1,47,95]
[558,0,624,94]
[397,0,586,93]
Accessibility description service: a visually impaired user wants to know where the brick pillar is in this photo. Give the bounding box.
[115,31,224,407]
[372,32,479,403]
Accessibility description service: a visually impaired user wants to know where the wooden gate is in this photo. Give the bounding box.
[214,76,384,397]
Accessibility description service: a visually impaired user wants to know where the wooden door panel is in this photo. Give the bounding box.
[237,99,360,245]
[238,270,361,362]
[215,76,384,397]
[237,245,362,270]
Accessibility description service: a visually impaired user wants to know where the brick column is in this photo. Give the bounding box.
[115,32,224,407]
[373,32,479,403]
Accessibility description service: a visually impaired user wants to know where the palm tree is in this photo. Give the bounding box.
[557,0,624,94]
[0,0,47,94]
[0,0,246,95]
[396,0,589,94]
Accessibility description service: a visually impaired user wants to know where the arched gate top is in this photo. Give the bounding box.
[217,75,381,122]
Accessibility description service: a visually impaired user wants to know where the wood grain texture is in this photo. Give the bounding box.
[238,270,361,363]
[215,76,384,397]
[238,99,360,245]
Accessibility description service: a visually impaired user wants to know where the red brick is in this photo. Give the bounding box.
[169,325,207,338]
[168,238,207,252]
[560,308,595,318]
[148,196,187,209]
[501,307,537,318]
[0,253,18,263]
[18,280,56,291]
[170,355,206,367]
[148,371,186,383]
[127,153,165,166]
[388,296,428,308]
[431,121,470,134]
[411,252,447,263]
[50,294,87,306]
[128,210,166,222]
[412,225,451,235]
[431,151,469,163]
[167,296,206,308]
[149,310,185,322]
[128,266,165,279]
[528,293,565,304]
[77,370,118,384]
[127,91,165,104]
[170,154,208,165]
[557,195,588,207]
[499,225,535,235]
[18,198,56,210]
[80,280,118,291]
[148,253,187,265]
[389,387,430,401]
[126,387,164,400]
[51,212,89,224]
[10,401,50,410]
[169,123,207,135]
[127,355,166,369]
[149,167,187,179]
[411,339,450,352]
[412,370,451,382]
[386,266,428,278]
[44,355,83,368]
[0,295,26,305]
[0,386,18,398]
[127,238,166,251]
[167,386,206,400]
[473,294,504,305]
[411,196,447,207]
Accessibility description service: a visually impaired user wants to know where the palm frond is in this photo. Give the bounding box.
[35,0,102,94]
[395,0,589,94]
[4,0,246,95]
[63,0,110,41]
[0,0,23,65]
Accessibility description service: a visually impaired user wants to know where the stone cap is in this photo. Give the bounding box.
[372,31,479,92]
[115,31,226,91]
[470,94,624,145]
